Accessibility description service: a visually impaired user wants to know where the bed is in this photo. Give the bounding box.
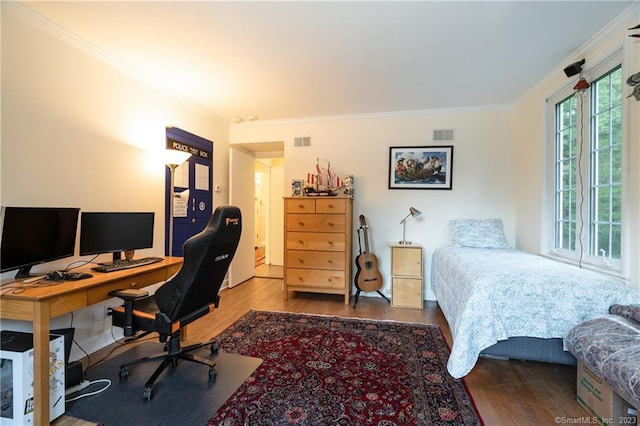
[431,218,640,379]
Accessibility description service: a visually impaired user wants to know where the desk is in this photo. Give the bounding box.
[0,257,183,425]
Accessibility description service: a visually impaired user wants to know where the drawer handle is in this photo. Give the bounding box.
[298,222,305,227]
[328,241,334,247]
[298,240,304,245]
[130,282,137,288]
[297,258,304,264]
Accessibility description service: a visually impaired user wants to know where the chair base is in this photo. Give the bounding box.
[119,338,219,400]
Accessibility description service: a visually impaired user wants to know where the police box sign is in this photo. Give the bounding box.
[167,138,211,160]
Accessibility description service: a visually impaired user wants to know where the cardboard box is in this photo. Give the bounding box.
[0,331,65,425]
[576,359,636,426]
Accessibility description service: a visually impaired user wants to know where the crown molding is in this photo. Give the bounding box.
[243,103,514,126]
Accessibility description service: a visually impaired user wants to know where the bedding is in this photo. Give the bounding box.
[432,245,640,378]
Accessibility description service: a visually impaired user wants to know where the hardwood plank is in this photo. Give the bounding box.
[54,276,587,425]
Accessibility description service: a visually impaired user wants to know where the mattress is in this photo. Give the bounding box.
[431,246,639,378]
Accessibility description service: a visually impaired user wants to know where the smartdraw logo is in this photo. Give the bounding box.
[225,217,239,226]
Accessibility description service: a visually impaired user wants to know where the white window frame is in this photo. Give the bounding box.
[545,52,625,276]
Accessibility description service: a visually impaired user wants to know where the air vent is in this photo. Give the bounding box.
[294,136,311,147]
[433,129,454,142]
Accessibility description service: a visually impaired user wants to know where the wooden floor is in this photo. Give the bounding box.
[55,276,588,425]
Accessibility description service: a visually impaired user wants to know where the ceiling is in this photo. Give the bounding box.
[21,1,636,123]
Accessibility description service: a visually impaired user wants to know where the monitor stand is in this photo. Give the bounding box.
[98,251,123,266]
[14,266,36,279]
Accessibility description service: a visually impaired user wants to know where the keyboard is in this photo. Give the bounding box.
[91,257,164,273]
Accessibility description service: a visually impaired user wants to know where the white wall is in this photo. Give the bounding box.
[514,4,640,288]
[0,4,230,358]
[268,158,285,265]
[231,107,516,300]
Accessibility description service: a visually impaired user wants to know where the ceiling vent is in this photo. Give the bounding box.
[433,129,454,142]
[294,136,311,147]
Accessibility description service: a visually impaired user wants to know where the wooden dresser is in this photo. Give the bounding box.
[283,197,353,304]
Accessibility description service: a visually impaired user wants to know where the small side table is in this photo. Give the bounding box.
[389,243,423,309]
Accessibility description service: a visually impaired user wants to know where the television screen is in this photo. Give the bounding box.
[0,207,80,278]
[79,212,154,261]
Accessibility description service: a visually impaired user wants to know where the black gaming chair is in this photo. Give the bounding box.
[108,205,242,400]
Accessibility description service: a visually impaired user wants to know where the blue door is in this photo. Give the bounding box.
[165,127,213,257]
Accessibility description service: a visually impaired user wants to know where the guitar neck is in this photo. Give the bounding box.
[362,226,371,254]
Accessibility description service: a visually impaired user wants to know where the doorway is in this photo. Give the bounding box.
[229,142,284,283]
[254,158,284,279]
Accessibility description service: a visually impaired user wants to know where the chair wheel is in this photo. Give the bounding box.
[119,367,129,380]
[209,367,217,381]
[143,387,152,401]
[210,342,219,354]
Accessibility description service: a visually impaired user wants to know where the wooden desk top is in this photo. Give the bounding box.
[0,256,183,303]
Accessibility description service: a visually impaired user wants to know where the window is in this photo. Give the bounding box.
[549,60,623,272]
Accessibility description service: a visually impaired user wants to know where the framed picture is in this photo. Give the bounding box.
[388,145,453,190]
[291,179,303,197]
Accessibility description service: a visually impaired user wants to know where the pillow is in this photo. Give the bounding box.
[610,304,640,324]
[448,218,510,249]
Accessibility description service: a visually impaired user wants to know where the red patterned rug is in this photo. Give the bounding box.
[207,310,482,425]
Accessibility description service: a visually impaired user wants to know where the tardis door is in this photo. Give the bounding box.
[165,127,213,257]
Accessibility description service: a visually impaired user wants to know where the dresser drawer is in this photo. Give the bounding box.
[286,232,345,251]
[286,214,346,232]
[391,246,423,277]
[315,198,346,214]
[285,198,316,213]
[286,250,345,270]
[286,268,345,289]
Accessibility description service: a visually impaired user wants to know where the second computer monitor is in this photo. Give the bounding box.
[79,212,154,262]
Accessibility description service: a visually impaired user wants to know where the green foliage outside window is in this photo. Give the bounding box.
[591,66,622,259]
[554,65,622,261]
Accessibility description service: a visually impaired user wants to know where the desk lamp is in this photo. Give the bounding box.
[165,149,192,256]
[399,207,422,245]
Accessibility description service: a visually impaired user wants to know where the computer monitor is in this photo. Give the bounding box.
[79,212,155,263]
[0,207,80,278]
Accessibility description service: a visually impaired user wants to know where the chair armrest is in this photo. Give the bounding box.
[108,289,150,337]
[108,288,149,300]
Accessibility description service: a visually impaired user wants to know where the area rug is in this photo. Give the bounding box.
[208,310,483,425]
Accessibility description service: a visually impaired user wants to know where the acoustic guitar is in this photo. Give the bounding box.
[354,215,383,292]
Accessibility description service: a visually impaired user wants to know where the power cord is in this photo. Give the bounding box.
[65,379,111,402]
[63,254,100,271]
